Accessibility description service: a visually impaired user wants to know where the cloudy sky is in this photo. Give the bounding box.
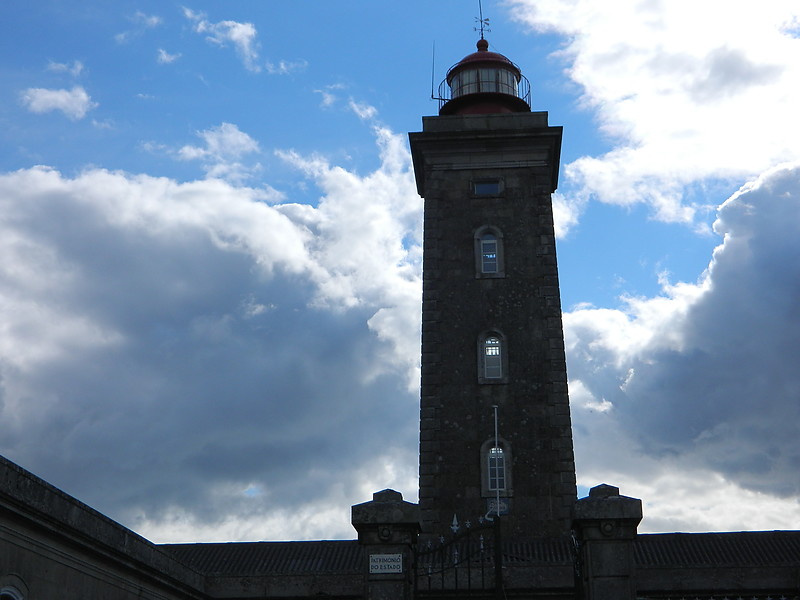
[1,0,799,542]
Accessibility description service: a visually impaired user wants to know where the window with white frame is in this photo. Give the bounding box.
[480,233,498,274]
[484,336,502,379]
[487,446,506,491]
[480,438,512,498]
[478,331,507,384]
[474,226,504,278]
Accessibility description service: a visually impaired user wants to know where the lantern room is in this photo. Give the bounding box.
[438,38,531,115]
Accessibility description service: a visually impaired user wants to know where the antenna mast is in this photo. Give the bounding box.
[493,404,500,517]
[430,41,436,100]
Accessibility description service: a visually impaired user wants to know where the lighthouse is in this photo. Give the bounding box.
[410,38,576,538]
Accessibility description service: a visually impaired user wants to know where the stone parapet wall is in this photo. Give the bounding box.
[0,454,206,599]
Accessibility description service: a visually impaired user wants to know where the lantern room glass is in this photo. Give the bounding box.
[450,67,519,99]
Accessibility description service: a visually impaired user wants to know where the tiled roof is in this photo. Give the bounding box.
[502,531,800,568]
[159,530,800,578]
[502,536,574,564]
[161,540,362,575]
[635,531,800,567]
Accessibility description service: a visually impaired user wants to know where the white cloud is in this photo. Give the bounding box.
[265,59,308,75]
[178,122,261,182]
[314,84,346,109]
[116,11,162,43]
[157,49,181,64]
[19,86,98,120]
[47,60,84,77]
[184,8,261,72]
[133,11,162,28]
[507,0,800,225]
[91,119,114,130]
[348,100,378,121]
[564,161,800,530]
[551,191,581,238]
[275,125,422,386]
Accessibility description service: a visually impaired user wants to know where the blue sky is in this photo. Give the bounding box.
[1,1,799,542]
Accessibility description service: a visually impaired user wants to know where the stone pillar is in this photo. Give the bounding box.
[572,484,642,600]
[351,489,421,600]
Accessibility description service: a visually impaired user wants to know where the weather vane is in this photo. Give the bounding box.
[474,0,491,39]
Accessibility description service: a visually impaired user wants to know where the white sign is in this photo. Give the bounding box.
[487,497,509,516]
[369,553,403,574]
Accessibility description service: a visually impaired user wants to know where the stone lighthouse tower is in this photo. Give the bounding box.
[409,38,576,539]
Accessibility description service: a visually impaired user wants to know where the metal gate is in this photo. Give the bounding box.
[413,517,503,599]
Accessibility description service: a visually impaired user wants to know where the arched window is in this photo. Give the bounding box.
[0,576,27,600]
[484,336,502,379]
[478,331,507,383]
[474,226,504,278]
[478,331,508,383]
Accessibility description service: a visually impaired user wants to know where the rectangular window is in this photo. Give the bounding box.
[473,180,501,196]
[454,69,478,97]
[478,68,497,93]
[498,69,518,96]
[481,240,498,273]
[488,447,506,491]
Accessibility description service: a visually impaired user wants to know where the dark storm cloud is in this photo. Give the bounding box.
[35,297,417,524]
[0,135,422,541]
[566,161,800,502]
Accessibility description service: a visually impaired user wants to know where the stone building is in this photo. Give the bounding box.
[2,38,799,600]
